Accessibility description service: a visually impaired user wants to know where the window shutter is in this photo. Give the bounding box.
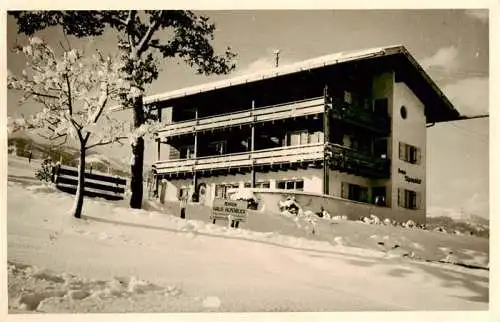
[397,188,404,208]
[399,142,405,161]
[341,182,349,199]
[318,131,324,143]
[416,147,422,165]
[415,192,421,210]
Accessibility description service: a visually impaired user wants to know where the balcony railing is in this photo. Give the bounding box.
[153,143,324,174]
[156,97,325,139]
[330,99,390,133]
[325,143,390,178]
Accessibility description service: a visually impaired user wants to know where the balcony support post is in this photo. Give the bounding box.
[157,139,161,161]
[251,100,256,188]
[323,86,330,195]
[192,107,199,201]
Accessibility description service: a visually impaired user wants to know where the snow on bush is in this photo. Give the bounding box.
[404,220,416,229]
[202,296,222,309]
[35,158,54,182]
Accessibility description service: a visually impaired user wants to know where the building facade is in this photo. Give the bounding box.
[146,45,460,223]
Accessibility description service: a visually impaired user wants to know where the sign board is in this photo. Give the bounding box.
[210,199,248,222]
[397,168,422,184]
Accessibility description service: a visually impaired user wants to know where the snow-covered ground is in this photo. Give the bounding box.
[6,156,489,312]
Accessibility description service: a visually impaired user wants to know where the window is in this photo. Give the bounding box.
[344,91,352,104]
[178,187,189,199]
[215,183,239,199]
[398,188,420,210]
[372,186,387,206]
[245,181,270,188]
[209,141,226,155]
[399,142,421,165]
[256,181,271,188]
[286,131,311,146]
[341,183,369,203]
[180,145,194,159]
[277,179,304,191]
[215,185,227,199]
[400,105,408,119]
[309,131,324,144]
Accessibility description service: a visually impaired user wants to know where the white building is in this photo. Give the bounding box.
[146,45,460,224]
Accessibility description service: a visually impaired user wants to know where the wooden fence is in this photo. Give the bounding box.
[52,165,127,201]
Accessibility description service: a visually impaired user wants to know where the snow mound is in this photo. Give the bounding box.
[230,189,256,201]
[202,296,221,309]
[25,183,58,194]
[8,261,174,312]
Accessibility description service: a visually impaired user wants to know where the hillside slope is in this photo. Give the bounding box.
[6,155,489,312]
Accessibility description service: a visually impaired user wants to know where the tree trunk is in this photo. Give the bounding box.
[72,147,86,219]
[129,95,145,209]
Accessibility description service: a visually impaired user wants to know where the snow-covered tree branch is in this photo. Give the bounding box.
[7,38,132,219]
[10,10,237,210]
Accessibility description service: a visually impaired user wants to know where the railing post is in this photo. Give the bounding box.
[251,100,256,188]
[157,138,161,161]
[323,86,330,195]
[192,107,199,202]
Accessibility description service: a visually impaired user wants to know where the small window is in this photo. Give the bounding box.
[244,182,251,188]
[179,187,189,200]
[398,188,419,210]
[399,142,421,165]
[345,183,369,203]
[215,185,227,199]
[344,91,352,104]
[180,145,195,159]
[209,141,226,155]
[400,105,407,119]
[286,131,309,146]
[277,180,303,191]
[255,181,268,188]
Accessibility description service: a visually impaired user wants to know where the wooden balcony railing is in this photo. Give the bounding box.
[156,97,325,139]
[330,98,390,133]
[325,143,390,178]
[153,143,325,174]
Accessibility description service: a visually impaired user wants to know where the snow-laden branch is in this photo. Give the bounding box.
[86,136,129,150]
[7,38,130,148]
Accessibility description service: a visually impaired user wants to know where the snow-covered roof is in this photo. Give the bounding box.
[144,44,398,104]
[112,44,459,123]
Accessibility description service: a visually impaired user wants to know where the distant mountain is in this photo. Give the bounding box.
[81,153,129,178]
[8,133,130,178]
[8,133,79,166]
[427,207,489,226]
[427,208,489,238]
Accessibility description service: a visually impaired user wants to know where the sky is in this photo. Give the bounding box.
[6,10,490,219]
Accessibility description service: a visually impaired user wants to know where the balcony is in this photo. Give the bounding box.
[325,143,390,178]
[153,143,324,175]
[156,97,325,139]
[330,98,390,134]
